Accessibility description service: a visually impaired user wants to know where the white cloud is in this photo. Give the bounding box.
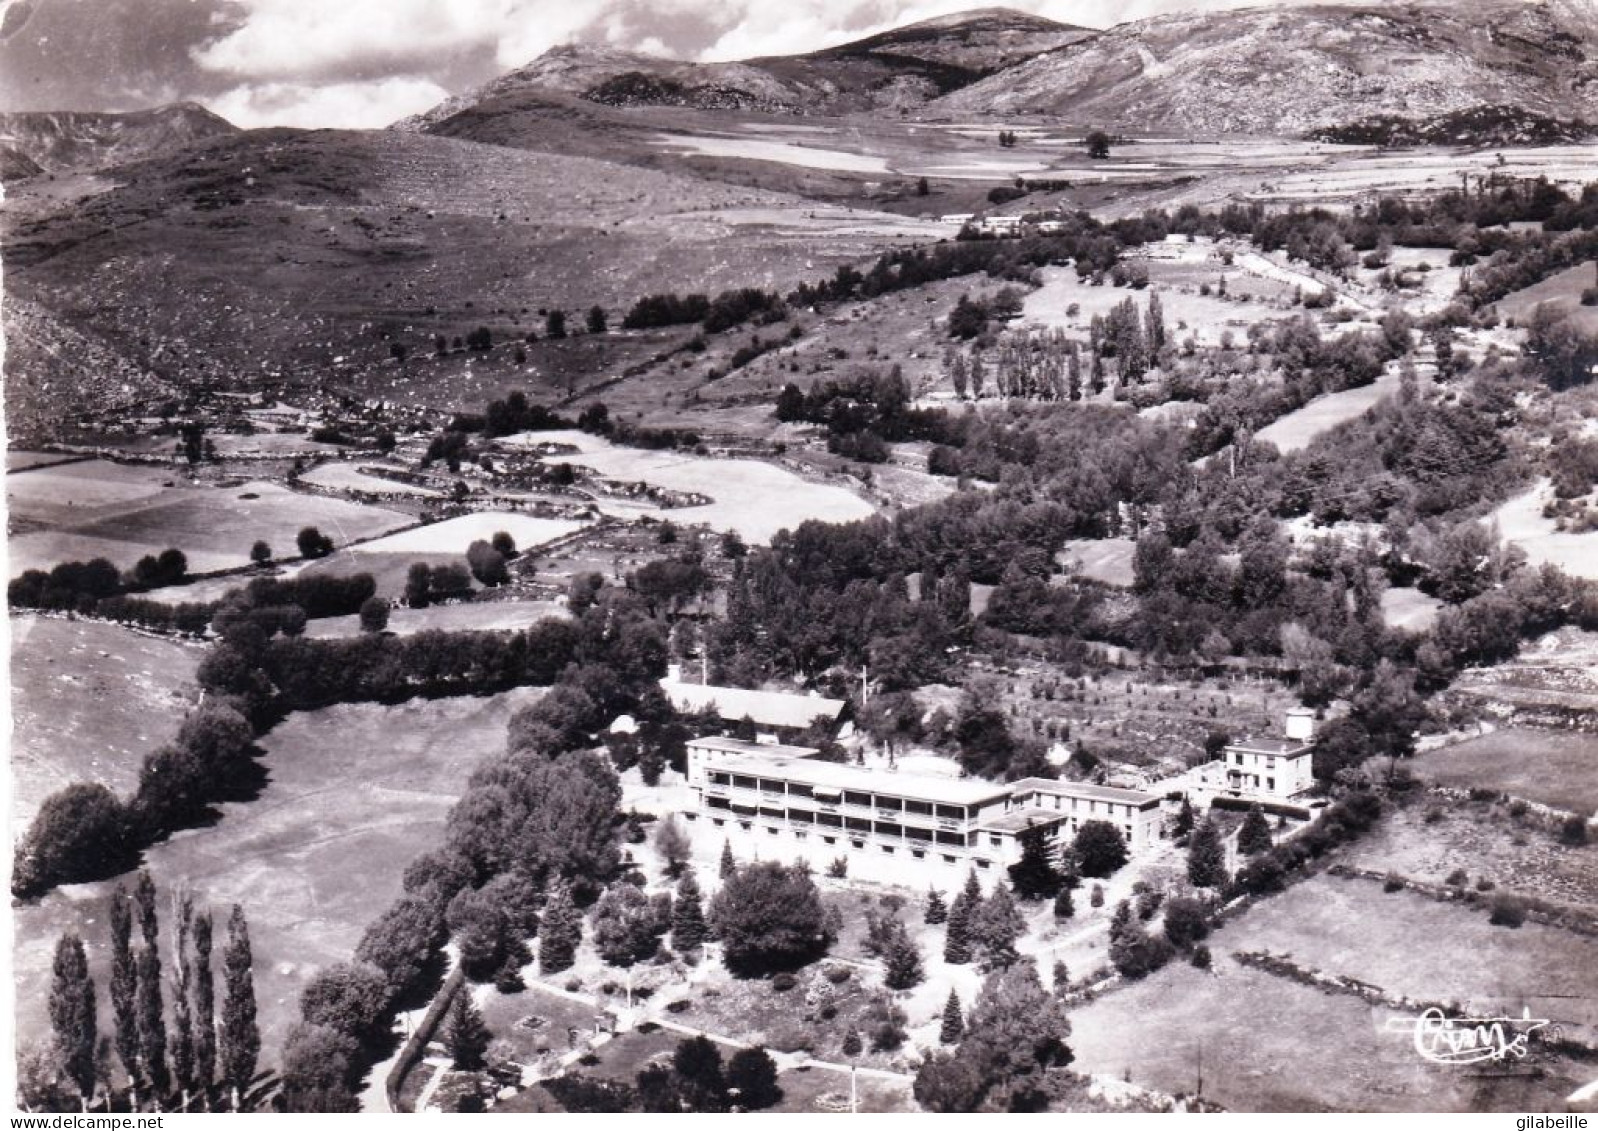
[206,76,451,128]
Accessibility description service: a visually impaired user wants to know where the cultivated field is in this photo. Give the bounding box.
[12,687,543,1059]
[1253,366,1412,455]
[1070,870,1597,1111]
[508,431,875,544]
[1379,587,1443,632]
[1411,727,1598,814]
[7,461,414,575]
[353,511,589,556]
[9,615,203,825]
[299,462,444,497]
[1058,537,1136,587]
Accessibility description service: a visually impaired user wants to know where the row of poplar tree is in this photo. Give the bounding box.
[40,871,261,1113]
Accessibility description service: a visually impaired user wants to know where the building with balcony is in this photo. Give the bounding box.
[683,735,1163,886]
[1220,708,1316,799]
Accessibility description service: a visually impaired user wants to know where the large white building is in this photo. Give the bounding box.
[660,670,846,735]
[683,735,1165,885]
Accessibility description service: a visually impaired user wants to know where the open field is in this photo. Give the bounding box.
[9,615,203,825]
[1411,727,1598,814]
[8,461,414,575]
[1058,537,1136,587]
[1070,870,1597,1111]
[6,451,84,472]
[299,462,444,497]
[12,687,542,1060]
[354,512,589,555]
[1254,366,1415,455]
[508,431,874,544]
[1339,796,1597,911]
[1488,479,1598,581]
[1380,586,1443,631]
[1494,262,1598,335]
[304,597,570,638]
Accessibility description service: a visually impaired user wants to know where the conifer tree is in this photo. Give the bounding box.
[672,869,708,952]
[924,888,948,925]
[939,990,964,1044]
[1187,816,1229,890]
[539,881,582,974]
[882,922,924,991]
[973,885,1026,971]
[444,991,491,1070]
[191,910,216,1106]
[220,906,259,1111]
[1052,960,1070,994]
[1008,826,1063,901]
[1053,887,1074,921]
[1237,804,1274,856]
[50,933,98,1108]
[1173,796,1196,839]
[943,871,982,965]
[108,886,142,1103]
[719,839,737,880]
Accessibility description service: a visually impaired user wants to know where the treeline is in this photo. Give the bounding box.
[620,287,785,334]
[11,549,190,613]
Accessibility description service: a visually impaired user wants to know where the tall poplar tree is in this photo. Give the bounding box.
[170,891,195,1104]
[220,905,259,1111]
[108,886,142,1103]
[191,910,217,1106]
[49,933,98,1108]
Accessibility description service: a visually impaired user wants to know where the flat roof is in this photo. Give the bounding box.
[701,747,1011,807]
[688,735,822,761]
[1228,737,1312,758]
[976,808,1069,834]
[663,679,845,729]
[1010,777,1161,809]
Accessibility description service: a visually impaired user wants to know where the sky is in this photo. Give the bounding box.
[0,0,1380,128]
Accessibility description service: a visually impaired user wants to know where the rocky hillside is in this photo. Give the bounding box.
[397,7,1087,125]
[0,103,237,176]
[932,0,1598,134]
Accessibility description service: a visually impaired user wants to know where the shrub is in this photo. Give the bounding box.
[1559,815,1590,846]
[770,972,797,993]
[1445,869,1469,888]
[1487,893,1528,928]
[1382,872,1405,893]
[824,966,851,985]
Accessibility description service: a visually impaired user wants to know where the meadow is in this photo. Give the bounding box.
[1410,727,1598,813]
[7,461,414,575]
[1069,870,1596,1111]
[8,615,202,825]
[11,687,544,1060]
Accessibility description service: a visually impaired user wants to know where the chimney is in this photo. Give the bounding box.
[666,662,683,683]
[1285,708,1315,743]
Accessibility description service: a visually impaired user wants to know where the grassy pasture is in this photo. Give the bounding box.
[1495,261,1598,335]
[1379,586,1442,632]
[1410,727,1598,814]
[7,462,414,575]
[9,615,202,825]
[12,687,543,1061]
[1070,871,1596,1111]
[1058,537,1136,587]
[304,597,569,639]
[354,512,588,556]
[1490,479,1598,581]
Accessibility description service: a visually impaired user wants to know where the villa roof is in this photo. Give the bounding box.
[1009,777,1162,808]
[662,678,845,730]
[700,745,1010,807]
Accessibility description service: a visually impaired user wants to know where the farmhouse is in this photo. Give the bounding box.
[660,666,846,736]
[975,214,1024,236]
[683,734,1163,884]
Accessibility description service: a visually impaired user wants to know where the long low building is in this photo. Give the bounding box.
[683,735,1166,885]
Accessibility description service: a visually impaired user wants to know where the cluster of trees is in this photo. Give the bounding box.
[28,874,260,1113]
[10,549,188,613]
[545,1036,782,1112]
[914,963,1073,1112]
[620,287,784,334]
[775,366,966,460]
[940,872,1026,970]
